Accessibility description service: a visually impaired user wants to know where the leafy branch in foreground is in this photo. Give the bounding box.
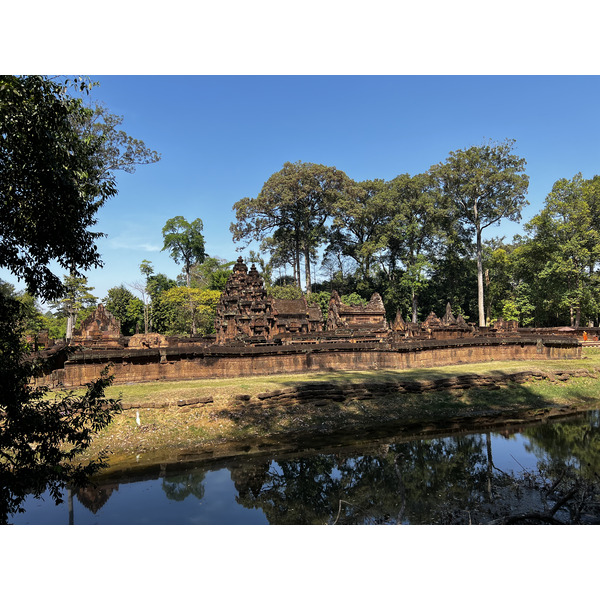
[0,294,121,523]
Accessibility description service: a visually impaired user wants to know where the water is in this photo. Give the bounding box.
[8,410,600,524]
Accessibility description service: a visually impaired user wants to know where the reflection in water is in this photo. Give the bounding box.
[231,435,494,524]
[161,471,207,502]
[76,483,119,513]
[10,411,600,525]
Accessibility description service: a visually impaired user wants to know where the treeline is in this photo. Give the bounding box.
[232,146,600,329]
[8,142,600,343]
[1,224,233,340]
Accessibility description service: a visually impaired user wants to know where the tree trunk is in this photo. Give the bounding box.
[66,306,76,341]
[476,226,485,327]
[144,302,149,335]
[411,287,418,323]
[485,269,492,326]
[294,234,302,288]
[486,432,494,502]
[68,487,74,525]
[304,248,312,294]
[570,305,574,327]
[190,301,197,336]
[187,288,196,336]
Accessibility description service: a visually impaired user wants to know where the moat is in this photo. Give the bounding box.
[10,409,600,525]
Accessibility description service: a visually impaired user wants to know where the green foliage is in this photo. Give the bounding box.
[75,102,161,176]
[0,75,159,520]
[40,312,66,341]
[498,282,534,327]
[245,250,273,287]
[231,161,350,292]
[147,273,178,302]
[162,216,206,286]
[15,292,45,338]
[380,173,448,321]
[0,76,117,301]
[139,259,154,279]
[327,178,389,282]
[189,256,235,291]
[420,239,477,322]
[430,139,529,326]
[516,173,600,326]
[152,287,221,335]
[47,275,97,339]
[268,284,304,300]
[0,294,121,523]
[341,292,367,307]
[52,275,97,316]
[500,300,518,321]
[307,291,331,319]
[103,286,144,336]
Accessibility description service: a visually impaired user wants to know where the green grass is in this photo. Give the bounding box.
[106,351,600,405]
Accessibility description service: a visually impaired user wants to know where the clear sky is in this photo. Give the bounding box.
[3,75,600,304]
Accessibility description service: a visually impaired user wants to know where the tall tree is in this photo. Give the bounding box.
[189,257,235,291]
[151,287,221,335]
[382,173,446,323]
[48,275,98,340]
[162,216,207,287]
[261,229,300,287]
[102,285,144,336]
[327,178,389,283]
[430,140,529,327]
[0,76,125,522]
[231,161,350,293]
[0,76,116,299]
[74,102,161,177]
[132,259,155,334]
[521,174,600,327]
[0,293,119,524]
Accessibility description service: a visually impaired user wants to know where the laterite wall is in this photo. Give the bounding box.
[38,337,581,388]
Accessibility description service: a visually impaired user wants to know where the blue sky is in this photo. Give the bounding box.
[3,75,600,303]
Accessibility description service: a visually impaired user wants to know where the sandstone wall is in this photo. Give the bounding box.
[37,337,581,388]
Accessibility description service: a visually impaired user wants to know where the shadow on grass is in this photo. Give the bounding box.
[212,367,600,442]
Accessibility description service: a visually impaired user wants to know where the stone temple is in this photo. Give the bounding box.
[32,257,582,388]
[214,257,326,343]
[214,258,393,344]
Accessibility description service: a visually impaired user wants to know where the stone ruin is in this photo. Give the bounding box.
[391,302,471,339]
[211,258,396,345]
[32,259,585,389]
[68,263,475,349]
[213,257,323,344]
[492,317,519,332]
[326,290,388,333]
[128,333,168,348]
[65,259,575,353]
[71,304,124,348]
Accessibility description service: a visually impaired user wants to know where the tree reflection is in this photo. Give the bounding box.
[162,470,207,502]
[75,483,119,514]
[234,456,343,525]
[515,412,600,523]
[232,435,495,524]
[523,412,600,478]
